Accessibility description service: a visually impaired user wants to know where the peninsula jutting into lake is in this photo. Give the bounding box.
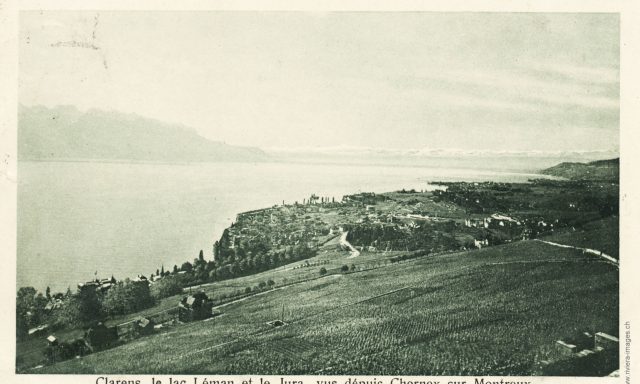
[15,10,621,378]
[17,158,619,375]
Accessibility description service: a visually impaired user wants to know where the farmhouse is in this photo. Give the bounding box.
[133,274,149,284]
[77,281,99,291]
[78,276,118,293]
[178,292,213,322]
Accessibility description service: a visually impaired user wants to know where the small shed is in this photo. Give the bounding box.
[134,317,155,336]
[45,335,59,363]
[178,292,213,322]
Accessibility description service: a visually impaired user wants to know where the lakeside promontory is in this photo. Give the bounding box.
[16,158,619,375]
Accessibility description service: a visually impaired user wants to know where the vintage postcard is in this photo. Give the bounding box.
[1,1,638,384]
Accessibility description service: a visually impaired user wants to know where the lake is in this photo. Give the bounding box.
[17,160,548,292]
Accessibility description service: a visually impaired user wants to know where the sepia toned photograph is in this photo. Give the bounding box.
[13,9,621,377]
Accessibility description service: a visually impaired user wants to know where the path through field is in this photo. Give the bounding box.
[535,239,619,267]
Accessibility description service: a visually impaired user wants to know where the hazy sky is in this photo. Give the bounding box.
[19,12,619,152]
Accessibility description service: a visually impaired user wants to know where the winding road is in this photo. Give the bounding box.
[339,231,360,258]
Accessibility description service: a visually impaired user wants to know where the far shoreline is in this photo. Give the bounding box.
[17,158,613,292]
[17,156,574,176]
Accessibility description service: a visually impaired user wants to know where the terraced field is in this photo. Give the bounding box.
[38,240,618,375]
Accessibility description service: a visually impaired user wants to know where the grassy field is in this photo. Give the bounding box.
[36,240,618,375]
[541,216,619,259]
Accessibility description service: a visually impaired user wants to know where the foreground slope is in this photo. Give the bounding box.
[39,240,618,375]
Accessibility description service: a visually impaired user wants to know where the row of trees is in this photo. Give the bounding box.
[149,244,318,291]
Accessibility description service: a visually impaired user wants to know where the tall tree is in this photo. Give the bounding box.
[16,287,37,337]
[213,241,220,260]
[76,288,103,326]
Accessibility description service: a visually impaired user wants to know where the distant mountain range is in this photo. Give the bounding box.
[541,158,619,182]
[266,146,619,172]
[18,105,268,163]
[18,105,618,171]
[267,145,618,159]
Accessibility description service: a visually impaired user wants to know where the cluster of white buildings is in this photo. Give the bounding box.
[463,213,521,229]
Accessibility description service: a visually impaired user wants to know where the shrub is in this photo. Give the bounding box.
[150,276,183,300]
[104,279,154,316]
